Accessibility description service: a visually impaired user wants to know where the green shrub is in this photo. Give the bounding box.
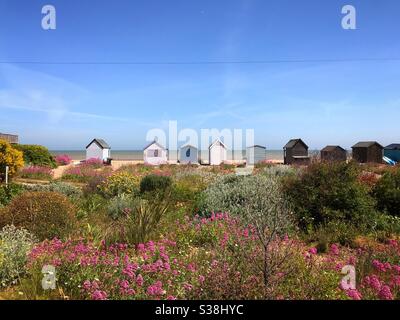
[140,174,172,194]
[0,191,77,240]
[106,195,135,220]
[283,162,377,231]
[24,182,82,199]
[99,172,140,198]
[14,144,56,168]
[309,220,361,247]
[0,183,25,207]
[373,167,400,216]
[170,174,208,210]
[0,225,37,287]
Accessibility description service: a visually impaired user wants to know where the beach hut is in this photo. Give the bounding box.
[384,144,400,162]
[86,138,111,161]
[143,140,168,165]
[283,139,310,165]
[209,139,227,166]
[0,133,18,144]
[246,145,267,165]
[179,144,198,164]
[321,146,347,162]
[352,141,383,164]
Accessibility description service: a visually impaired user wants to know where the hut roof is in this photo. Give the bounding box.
[143,140,167,151]
[86,138,110,149]
[352,141,383,149]
[180,143,198,150]
[209,139,227,150]
[321,145,346,152]
[284,139,308,149]
[385,144,400,150]
[247,145,266,149]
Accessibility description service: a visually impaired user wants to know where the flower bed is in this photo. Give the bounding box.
[18,166,53,180]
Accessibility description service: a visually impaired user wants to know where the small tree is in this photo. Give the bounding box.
[0,139,24,182]
[239,175,294,289]
[199,174,295,289]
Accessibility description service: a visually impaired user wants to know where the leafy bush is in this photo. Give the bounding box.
[14,144,56,168]
[140,174,172,195]
[99,172,140,198]
[18,166,53,180]
[106,195,135,220]
[55,154,72,166]
[24,181,82,199]
[373,168,400,217]
[0,191,77,241]
[0,139,24,181]
[0,183,25,207]
[0,225,36,287]
[283,162,377,231]
[171,174,208,210]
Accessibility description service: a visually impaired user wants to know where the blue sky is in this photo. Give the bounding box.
[0,0,399,150]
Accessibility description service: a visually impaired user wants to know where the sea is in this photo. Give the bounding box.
[50,150,286,161]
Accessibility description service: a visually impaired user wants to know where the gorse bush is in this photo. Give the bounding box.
[373,167,400,217]
[283,162,378,231]
[140,174,172,195]
[0,139,24,181]
[0,183,25,207]
[99,172,140,198]
[0,191,77,241]
[14,144,56,168]
[0,225,36,287]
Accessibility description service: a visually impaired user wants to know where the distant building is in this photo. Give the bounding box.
[384,144,400,162]
[246,145,267,165]
[179,144,199,164]
[0,133,19,144]
[209,139,227,166]
[86,138,111,161]
[321,146,347,162]
[283,139,310,165]
[143,140,168,165]
[352,141,383,164]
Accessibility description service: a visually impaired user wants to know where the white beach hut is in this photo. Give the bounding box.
[209,139,228,166]
[246,145,267,165]
[86,138,111,161]
[143,140,168,165]
[179,144,199,164]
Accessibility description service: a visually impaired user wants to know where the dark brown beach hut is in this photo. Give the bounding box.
[321,146,347,162]
[284,139,310,165]
[352,141,383,164]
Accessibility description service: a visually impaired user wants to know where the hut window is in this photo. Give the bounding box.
[147,149,160,157]
[186,149,191,157]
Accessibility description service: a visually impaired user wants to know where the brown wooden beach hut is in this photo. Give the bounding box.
[321,146,347,162]
[284,139,310,165]
[352,141,383,164]
[0,133,18,144]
